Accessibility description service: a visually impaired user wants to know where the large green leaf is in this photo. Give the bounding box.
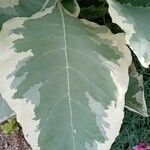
[0,95,14,123]
[107,0,150,68]
[125,64,148,117]
[0,2,131,150]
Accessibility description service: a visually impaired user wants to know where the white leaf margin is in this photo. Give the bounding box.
[0,9,131,150]
[0,7,54,149]
[0,0,19,9]
[82,20,132,149]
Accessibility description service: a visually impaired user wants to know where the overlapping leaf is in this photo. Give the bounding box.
[0,2,131,150]
[125,64,148,116]
[0,95,14,123]
[107,0,150,68]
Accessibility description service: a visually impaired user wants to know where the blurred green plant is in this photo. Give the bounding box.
[0,117,20,134]
[80,5,107,20]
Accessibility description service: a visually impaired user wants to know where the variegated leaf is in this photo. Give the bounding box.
[125,64,148,117]
[0,2,131,150]
[0,0,79,124]
[107,0,150,68]
[0,0,55,124]
[0,95,15,123]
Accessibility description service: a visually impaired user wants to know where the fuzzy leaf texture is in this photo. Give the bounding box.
[0,1,131,150]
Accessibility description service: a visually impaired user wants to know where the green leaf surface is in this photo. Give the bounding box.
[0,2,131,150]
[125,64,148,117]
[107,0,150,68]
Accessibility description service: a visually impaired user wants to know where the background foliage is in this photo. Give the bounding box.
[0,117,20,134]
[78,0,150,149]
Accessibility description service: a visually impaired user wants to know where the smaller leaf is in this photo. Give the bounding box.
[107,0,150,68]
[125,63,148,117]
[0,95,15,123]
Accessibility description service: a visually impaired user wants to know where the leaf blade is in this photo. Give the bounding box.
[125,64,148,117]
[0,4,131,150]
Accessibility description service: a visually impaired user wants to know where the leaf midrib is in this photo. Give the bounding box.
[58,3,75,150]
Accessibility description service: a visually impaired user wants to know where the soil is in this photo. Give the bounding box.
[0,130,31,150]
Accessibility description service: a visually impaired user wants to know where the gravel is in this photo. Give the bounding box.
[0,130,32,150]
